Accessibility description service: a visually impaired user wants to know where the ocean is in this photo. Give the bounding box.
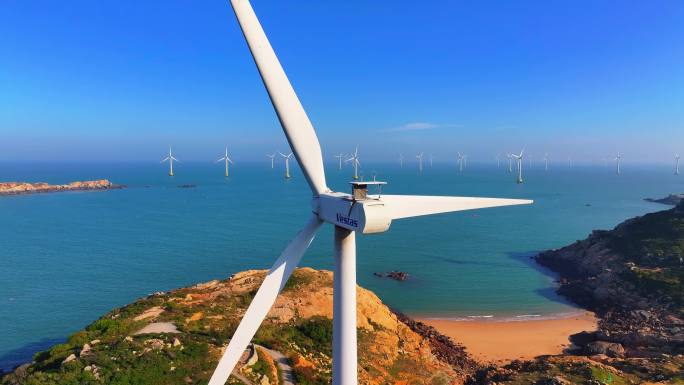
[1,160,682,370]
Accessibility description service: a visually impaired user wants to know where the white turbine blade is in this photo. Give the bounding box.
[228,158,234,164]
[216,157,226,163]
[208,215,322,385]
[171,156,180,162]
[355,159,361,167]
[230,0,327,195]
[381,195,533,220]
[161,157,169,163]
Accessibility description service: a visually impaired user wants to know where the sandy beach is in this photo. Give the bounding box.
[417,312,597,364]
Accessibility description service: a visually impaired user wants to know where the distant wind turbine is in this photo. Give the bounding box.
[615,153,621,175]
[346,146,361,180]
[457,153,465,172]
[267,153,276,169]
[279,152,293,179]
[429,154,434,168]
[568,157,573,169]
[334,153,346,171]
[543,153,549,171]
[676,154,680,175]
[216,146,234,177]
[398,153,405,168]
[507,154,513,173]
[416,152,424,173]
[510,149,524,184]
[496,154,501,168]
[160,146,179,176]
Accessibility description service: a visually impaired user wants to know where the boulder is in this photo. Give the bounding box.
[586,341,625,358]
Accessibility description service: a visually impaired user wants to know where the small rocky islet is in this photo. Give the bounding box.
[0,180,123,196]
[3,200,684,384]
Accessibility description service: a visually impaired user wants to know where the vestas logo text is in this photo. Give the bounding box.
[336,213,358,227]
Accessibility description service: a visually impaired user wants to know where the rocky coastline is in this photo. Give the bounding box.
[0,180,123,196]
[534,202,684,359]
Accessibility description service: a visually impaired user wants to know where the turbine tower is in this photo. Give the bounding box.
[267,153,276,169]
[209,4,533,385]
[346,147,361,180]
[510,149,524,184]
[416,152,424,173]
[507,154,513,173]
[216,146,234,177]
[160,146,179,176]
[429,154,434,168]
[675,154,680,175]
[398,153,404,168]
[335,153,346,171]
[280,152,293,179]
[615,153,621,175]
[496,154,500,168]
[457,152,465,172]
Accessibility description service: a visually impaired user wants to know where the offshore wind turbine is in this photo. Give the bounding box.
[346,147,361,180]
[543,153,549,171]
[398,153,405,168]
[280,152,293,179]
[209,3,533,385]
[496,154,501,168]
[507,154,513,173]
[160,146,179,176]
[676,154,680,175]
[510,149,524,184]
[615,152,621,175]
[416,152,424,173]
[335,153,346,171]
[429,154,434,168]
[457,152,465,172]
[267,153,276,169]
[216,146,234,177]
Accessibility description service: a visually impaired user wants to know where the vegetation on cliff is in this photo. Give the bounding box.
[1,268,476,385]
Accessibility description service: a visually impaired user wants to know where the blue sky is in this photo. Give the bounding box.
[1,1,683,163]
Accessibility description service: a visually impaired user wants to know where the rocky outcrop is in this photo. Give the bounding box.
[0,179,123,196]
[644,193,684,205]
[535,202,684,358]
[373,271,409,281]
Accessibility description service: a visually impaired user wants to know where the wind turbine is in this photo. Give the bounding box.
[209,4,533,385]
[496,154,501,169]
[676,154,680,175]
[346,147,361,180]
[216,146,234,177]
[615,152,621,175]
[416,152,424,173]
[543,153,549,171]
[568,157,573,169]
[280,152,293,179]
[510,149,524,184]
[267,153,276,169]
[507,154,513,173]
[457,152,465,172]
[335,153,346,171]
[398,153,405,168]
[160,146,179,176]
[429,154,434,168]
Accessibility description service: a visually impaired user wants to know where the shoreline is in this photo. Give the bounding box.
[415,311,597,364]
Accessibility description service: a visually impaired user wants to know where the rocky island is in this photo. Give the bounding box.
[0,180,123,196]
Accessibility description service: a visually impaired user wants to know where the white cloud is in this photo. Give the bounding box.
[387,122,462,132]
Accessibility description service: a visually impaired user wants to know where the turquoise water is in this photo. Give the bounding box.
[1,161,682,370]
